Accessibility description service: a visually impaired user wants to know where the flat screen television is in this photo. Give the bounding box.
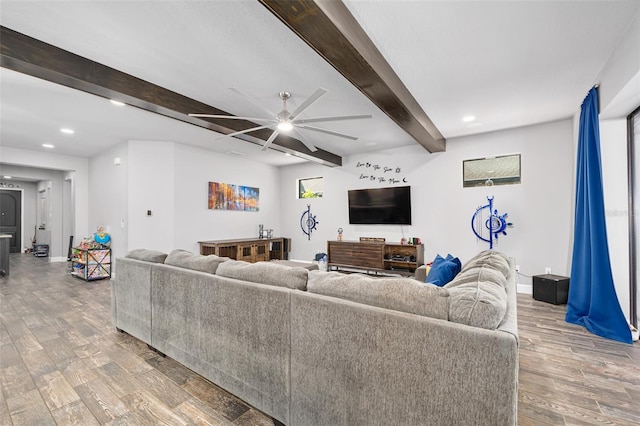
[348,186,412,225]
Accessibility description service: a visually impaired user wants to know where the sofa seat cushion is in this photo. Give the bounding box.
[125,248,168,263]
[216,260,309,290]
[445,250,510,329]
[307,271,450,319]
[164,249,229,274]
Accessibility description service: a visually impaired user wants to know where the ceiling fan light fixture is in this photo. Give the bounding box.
[277,120,293,132]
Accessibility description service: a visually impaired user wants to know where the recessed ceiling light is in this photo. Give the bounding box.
[60,128,74,134]
[285,153,292,156]
[110,100,125,106]
[42,144,55,148]
[463,116,476,123]
[3,176,12,179]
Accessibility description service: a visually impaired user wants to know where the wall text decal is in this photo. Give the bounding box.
[355,161,408,184]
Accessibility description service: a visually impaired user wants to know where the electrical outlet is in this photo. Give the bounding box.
[515,264,520,273]
[545,267,552,274]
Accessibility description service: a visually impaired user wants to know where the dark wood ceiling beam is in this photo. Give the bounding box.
[0,26,342,167]
[258,0,445,153]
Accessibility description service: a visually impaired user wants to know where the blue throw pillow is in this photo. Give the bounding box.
[425,254,462,287]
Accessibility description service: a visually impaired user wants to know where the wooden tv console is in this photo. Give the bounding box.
[198,237,290,263]
[327,240,424,275]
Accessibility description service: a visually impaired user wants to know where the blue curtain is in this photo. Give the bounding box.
[566,87,632,344]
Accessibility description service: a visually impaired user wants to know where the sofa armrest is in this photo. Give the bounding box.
[414,264,427,283]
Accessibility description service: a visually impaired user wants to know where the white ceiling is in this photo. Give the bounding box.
[1,0,639,170]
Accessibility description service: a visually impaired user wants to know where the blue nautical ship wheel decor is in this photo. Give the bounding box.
[300,204,319,240]
[471,196,513,249]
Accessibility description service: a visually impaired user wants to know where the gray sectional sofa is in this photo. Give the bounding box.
[111,248,518,425]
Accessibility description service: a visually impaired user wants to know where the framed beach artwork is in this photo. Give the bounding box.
[208,182,259,211]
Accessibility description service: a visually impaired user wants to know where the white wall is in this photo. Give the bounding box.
[128,141,176,253]
[280,119,574,287]
[88,142,129,259]
[172,143,281,254]
[122,141,281,254]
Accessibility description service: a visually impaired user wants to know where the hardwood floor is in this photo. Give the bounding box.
[517,294,640,425]
[1,253,639,425]
[0,254,274,425]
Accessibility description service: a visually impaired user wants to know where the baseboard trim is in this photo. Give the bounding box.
[517,283,532,294]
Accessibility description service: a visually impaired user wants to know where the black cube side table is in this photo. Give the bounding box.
[533,274,570,305]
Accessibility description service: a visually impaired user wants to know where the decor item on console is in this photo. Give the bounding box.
[359,237,386,242]
[337,227,343,241]
[471,196,513,249]
[258,224,273,239]
[112,248,518,425]
[300,204,319,240]
[208,181,259,211]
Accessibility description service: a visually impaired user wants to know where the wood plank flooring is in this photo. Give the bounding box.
[1,254,274,426]
[517,293,639,425]
[1,253,639,425]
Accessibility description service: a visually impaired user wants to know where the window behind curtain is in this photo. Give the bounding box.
[627,106,640,329]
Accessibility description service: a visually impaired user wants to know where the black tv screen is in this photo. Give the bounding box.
[348,186,412,225]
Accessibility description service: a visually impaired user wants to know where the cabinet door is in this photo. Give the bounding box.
[237,244,254,262]
[252,242,269,262]
[328,242,383,269]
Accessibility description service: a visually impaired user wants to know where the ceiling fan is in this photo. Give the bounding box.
[189,88,372,152]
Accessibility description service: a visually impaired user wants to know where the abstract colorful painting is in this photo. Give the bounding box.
[208,182,259,211]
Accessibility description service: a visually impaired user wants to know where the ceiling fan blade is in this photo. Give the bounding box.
[289,88,328,121]
[296,124,358,140]
[261,129,280,151]
[189,114,275,123]
[229,87,277,118]
[293,114,372,125]
[291,127,318,152]
[215,124,275,140]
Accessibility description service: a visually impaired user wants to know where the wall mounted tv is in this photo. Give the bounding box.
[348,186,412,225]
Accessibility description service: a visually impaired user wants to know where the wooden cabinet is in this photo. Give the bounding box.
[198,238,290,263]
[237,241,269,263]
[328,240,383,269]
[327,240,424,275]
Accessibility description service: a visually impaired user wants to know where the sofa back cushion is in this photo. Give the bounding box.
[460,250,511,281]
[216,260,309,290]
[164,249,229,274]
[307,271,450,319]
[125,248,168,263]
[444,250,510,329]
